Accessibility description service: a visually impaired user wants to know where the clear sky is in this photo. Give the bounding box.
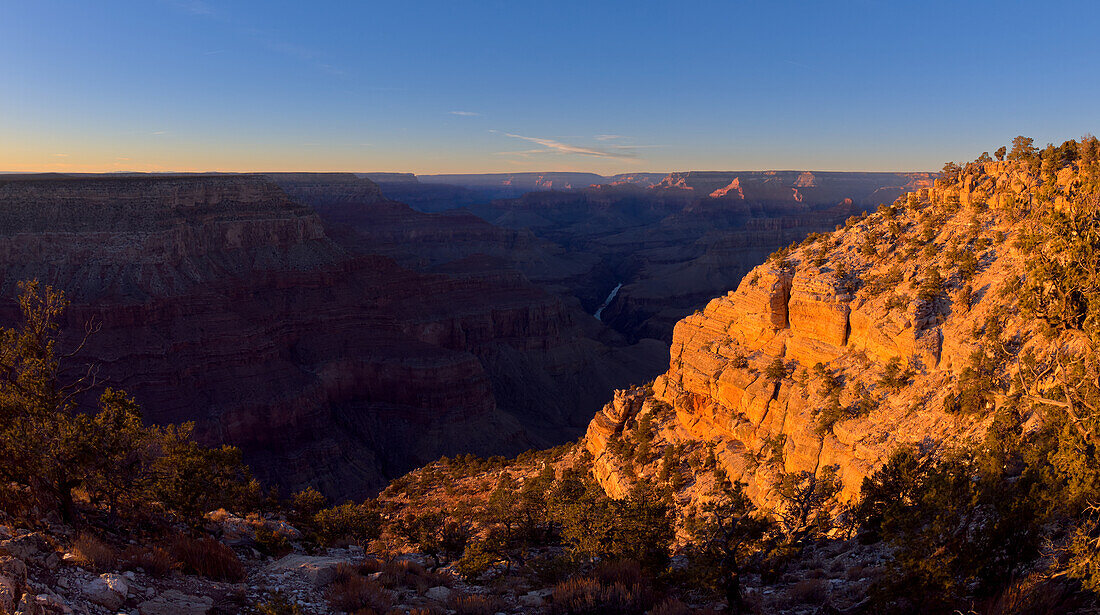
[2,1,1099,174]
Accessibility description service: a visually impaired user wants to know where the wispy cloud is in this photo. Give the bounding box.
[595,134,625,141]
[449,110,480,117]
[151,130,167,136]
[53,153,69,157]
[497,132,641,160]
[166,2,352,80]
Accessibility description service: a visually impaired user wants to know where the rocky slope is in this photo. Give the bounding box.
[582,160,1058,509]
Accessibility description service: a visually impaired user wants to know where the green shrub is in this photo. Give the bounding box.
[314,501,382,546]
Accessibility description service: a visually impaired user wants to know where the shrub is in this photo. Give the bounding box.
[878,357,915,391]
[71,533,117,571]
[956,249,979,280]
[917,267,944,303]
[551,577,606,614]
[326,575,392,613]
[358,557,384,575]
[289,486,326,525]
[549,471,674,576]
[170,535,244,581]
[254,525,293,557]
[253,592,305,615]
[120,545,176,577]
[764,357,790,381]
[866,266,904,297]
[393,512,470,568]
[885,292,910,311]
[149,427,257,524]
[314,501,382,546]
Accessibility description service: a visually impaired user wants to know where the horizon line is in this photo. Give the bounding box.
[0,168,939,176]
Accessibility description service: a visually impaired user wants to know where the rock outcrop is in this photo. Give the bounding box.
[583,160,1059,509]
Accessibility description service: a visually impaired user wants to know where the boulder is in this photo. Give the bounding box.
[17,592,73,615]
[424,586,452,602]
[83,573,128,610]
[266,554,349,588]
[0,556,26,585]
[0,534,46,560]
[0,574,21,614]
[519,591,545,607]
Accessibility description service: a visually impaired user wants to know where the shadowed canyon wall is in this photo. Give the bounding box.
[0,174,665,499]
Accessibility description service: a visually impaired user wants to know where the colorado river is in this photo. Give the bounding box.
[593,282,623,321]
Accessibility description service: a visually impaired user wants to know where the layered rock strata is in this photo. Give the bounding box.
[584,161,1062,508]
[0,175,614,498]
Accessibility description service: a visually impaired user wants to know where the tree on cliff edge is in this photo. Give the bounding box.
[0,280,254,525]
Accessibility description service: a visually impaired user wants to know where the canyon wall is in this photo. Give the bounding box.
[0,174,665,499]
[583,161,1055,509]
[468,172,934,343]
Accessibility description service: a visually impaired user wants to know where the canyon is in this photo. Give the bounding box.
[413,170,934,342]
[0,168,931,501]
[0,173,661,499]
[581,159,1063,512]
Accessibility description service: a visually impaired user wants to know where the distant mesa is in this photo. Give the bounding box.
[360,172,419,184]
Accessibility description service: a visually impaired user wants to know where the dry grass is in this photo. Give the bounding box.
[121,545,177,577]
[448,593,505,615]
[70,533,117,571]
[649,598,691,615]
[979,576,1081,615]
[326,575,392,613]
[593,559,643,588]
[552,577,602,614]
[789,578,828,605]
[170,535,244,581]
[551,576,652,615]
[379,559,451,593]
[385,608,440,615]
[358,557,384,575]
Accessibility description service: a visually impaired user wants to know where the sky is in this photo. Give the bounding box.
[2,1,1099,175]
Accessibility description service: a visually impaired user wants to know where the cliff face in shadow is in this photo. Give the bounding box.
[0,174,667,499]
[268,173,669,444]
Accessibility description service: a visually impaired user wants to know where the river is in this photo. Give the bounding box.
[593,282,623,321]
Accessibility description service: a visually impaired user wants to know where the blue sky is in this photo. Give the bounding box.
[2,0,1098,174]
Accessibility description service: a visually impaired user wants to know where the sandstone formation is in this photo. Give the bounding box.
[583,160,1056,510]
